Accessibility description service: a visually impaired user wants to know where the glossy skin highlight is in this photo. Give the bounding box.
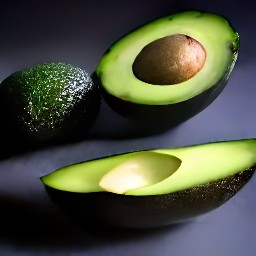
[0,63,101,148]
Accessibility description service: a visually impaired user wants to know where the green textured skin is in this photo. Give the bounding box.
[0,63,101,149]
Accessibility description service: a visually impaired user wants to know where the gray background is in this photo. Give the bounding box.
[0,1,256,255]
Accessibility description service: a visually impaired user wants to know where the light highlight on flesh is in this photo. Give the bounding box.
[99,152,181,194]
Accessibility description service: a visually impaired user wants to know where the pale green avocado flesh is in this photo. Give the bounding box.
[41,139,256,196]
[96,11,239,105]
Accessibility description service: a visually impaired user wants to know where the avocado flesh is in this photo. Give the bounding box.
[96,11,239,105]
[0,63,101,148]
[41,139,256,195]
[41,139,256,228]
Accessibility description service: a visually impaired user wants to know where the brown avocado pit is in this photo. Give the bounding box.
[132,34,207,85]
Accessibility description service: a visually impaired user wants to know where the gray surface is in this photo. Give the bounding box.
[0,1,256,255]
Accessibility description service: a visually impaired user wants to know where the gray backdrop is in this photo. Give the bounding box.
[0,1,256,255]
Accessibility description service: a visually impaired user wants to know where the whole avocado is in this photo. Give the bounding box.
[96,11,239,130]
[0,63,101,151]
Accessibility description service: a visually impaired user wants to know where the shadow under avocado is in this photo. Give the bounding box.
[87,100,185,140]
[0,194,189,251]
[0,195,90,249]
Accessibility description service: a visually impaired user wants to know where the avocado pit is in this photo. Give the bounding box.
[132,34,207,85]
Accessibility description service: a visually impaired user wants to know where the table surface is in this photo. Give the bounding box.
[0,1,256,255]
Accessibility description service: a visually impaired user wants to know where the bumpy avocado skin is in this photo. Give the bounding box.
[44,168,254,229]
[95,11,239,130]
[0,63,101,151]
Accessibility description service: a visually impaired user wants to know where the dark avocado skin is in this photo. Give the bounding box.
[44,167,254,229]
[0,64,101,155]
[96,72,229,131]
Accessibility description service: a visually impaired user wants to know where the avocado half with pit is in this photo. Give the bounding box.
[41,139,256,229]
[95,11,239,128]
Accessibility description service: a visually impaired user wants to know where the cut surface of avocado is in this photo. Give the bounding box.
[96,11,239,105]
[41,139,256,196]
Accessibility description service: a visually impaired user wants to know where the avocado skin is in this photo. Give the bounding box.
[96,72,229,130]
[0,63,101,153]
[44,168,254,229]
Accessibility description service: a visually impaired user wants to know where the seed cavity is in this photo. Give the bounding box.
[99,152,181,194]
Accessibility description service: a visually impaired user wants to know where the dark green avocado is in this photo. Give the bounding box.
[0,63,101,150]
[95,11,239,129]
[41,139,256,229]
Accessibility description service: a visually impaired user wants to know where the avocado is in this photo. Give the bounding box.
[41,139,256,229]
[95,11,239,129]
[0,63,101,151]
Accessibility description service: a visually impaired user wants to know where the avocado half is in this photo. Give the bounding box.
[0,63,101,151]
[95,11,239,129]
[41,139,256,229]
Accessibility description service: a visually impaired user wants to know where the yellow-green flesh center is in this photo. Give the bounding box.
[99,153,181,194]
